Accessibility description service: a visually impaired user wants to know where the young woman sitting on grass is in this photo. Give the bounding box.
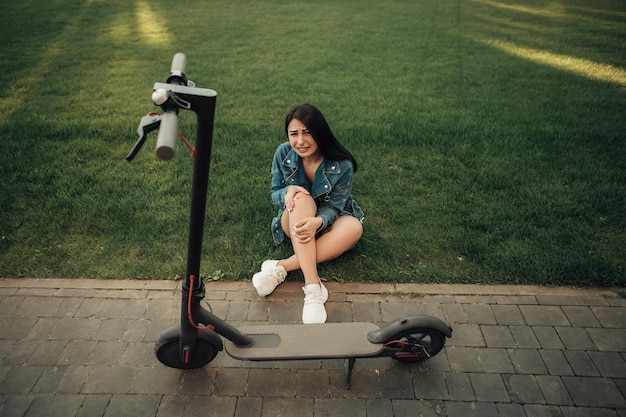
[252,103,364,324]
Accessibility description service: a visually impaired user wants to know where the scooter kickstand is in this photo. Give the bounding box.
[346,358,356,390]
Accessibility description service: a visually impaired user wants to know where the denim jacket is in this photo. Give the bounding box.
[270,142,364,244]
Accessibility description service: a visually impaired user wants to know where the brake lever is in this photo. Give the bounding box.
[126,114,162,161]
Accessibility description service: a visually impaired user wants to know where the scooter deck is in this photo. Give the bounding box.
[224,322,383,360]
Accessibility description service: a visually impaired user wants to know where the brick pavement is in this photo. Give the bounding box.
[0,278,624,417]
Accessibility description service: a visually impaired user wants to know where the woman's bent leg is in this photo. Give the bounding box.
[279,215,363,272]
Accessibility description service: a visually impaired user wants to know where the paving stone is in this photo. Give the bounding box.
[82,366,135,394]
[379,369,414,399]
[481,325,515,348]
[562,306,602,327]
[103,394,162,417]
[564,350,600,377]
[445,372,475,401]
[495,295,538,305]
[365,399,393,417]
[535,375,574,406]
[496,403,527,417]
[588,351,626,378]
[523,404,564,417]
[214,367,250,396]
[536,295,581,306]
[268,301,300,323]
[412,371,448,400]
[520,305,570,326]
[587,328,626,351]
[25,318,60,340]
[421,303,445,319]
[533,326,565,349]
[3,367,47,395]
[57,366,90,394]
[463,304,497,325]
[326,301,353,322]
[179,367,217,396]
[562,376,625,408]
[469,373,510,402]
[57,340,96,366]
[504,374,546,404]
[0,296,21,316]
[92,319,129,341]
[445,400,499,417]
[246,301,269,321]
[23,394,85,417]
[247,369,297,397]
[75,298,104,318]
[27,340,68,365]
[226,300,249,321]
[491,304,526,325]
[331,368,380,398]
[49,317,100,340]
[560,405,623,417]
[89,341,128,366]
[442,303,467,324]
[510,325,541,348]
[555,327,597,350]
[13,296,63,318]
[393,399,445,417]
[539,349,574,376]
[592,307,626,328]
[0,394,35,417]
[233,397,262,417]
[447,347,482,372]
[122,319,150,341]
[132,366,182,394]
[315,398,365,416]
[478,348,515,374]
[57,298,84,318]
[76,394,112,417]
[448,324,485,347]
[352,302,381,322]
[508,348,548,375]
[0,317,38,339]
[381,301,424,322]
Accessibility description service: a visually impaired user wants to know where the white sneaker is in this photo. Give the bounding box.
[302,284,327,324]
[252,260,287,297]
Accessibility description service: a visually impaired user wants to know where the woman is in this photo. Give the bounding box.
[252,103,364,324]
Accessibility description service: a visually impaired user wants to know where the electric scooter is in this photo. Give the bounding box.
[127,53,452,389]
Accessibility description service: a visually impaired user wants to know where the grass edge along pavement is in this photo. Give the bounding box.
[0,0,624,287]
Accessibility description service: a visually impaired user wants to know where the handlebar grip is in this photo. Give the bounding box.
[171,53,187,74]
[155,110,179,160]
[168,53,187,85]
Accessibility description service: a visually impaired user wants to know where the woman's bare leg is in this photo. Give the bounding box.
[279,193,320,286]
[278,213,363,275]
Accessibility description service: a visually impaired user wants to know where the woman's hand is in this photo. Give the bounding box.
[292,216,323,243]
[285,185,310,212]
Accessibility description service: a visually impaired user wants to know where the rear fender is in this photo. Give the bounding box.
[367,315,452,343]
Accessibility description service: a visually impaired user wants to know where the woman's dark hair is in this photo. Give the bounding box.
[285,103,358,172]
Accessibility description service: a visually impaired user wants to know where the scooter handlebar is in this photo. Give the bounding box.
[155,110,179,160]
[169,53,187,81]
[154,53,188,160]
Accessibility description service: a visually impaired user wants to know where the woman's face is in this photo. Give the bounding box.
[287,118,321,159]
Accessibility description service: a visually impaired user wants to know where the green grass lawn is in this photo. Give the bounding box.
[1,0,624,287]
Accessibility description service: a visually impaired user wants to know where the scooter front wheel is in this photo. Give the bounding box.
[155,336,219,369]
[386,328,446,363]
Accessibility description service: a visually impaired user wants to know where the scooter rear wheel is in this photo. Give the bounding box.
[155,336,218,369]
[388,328,446,363]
